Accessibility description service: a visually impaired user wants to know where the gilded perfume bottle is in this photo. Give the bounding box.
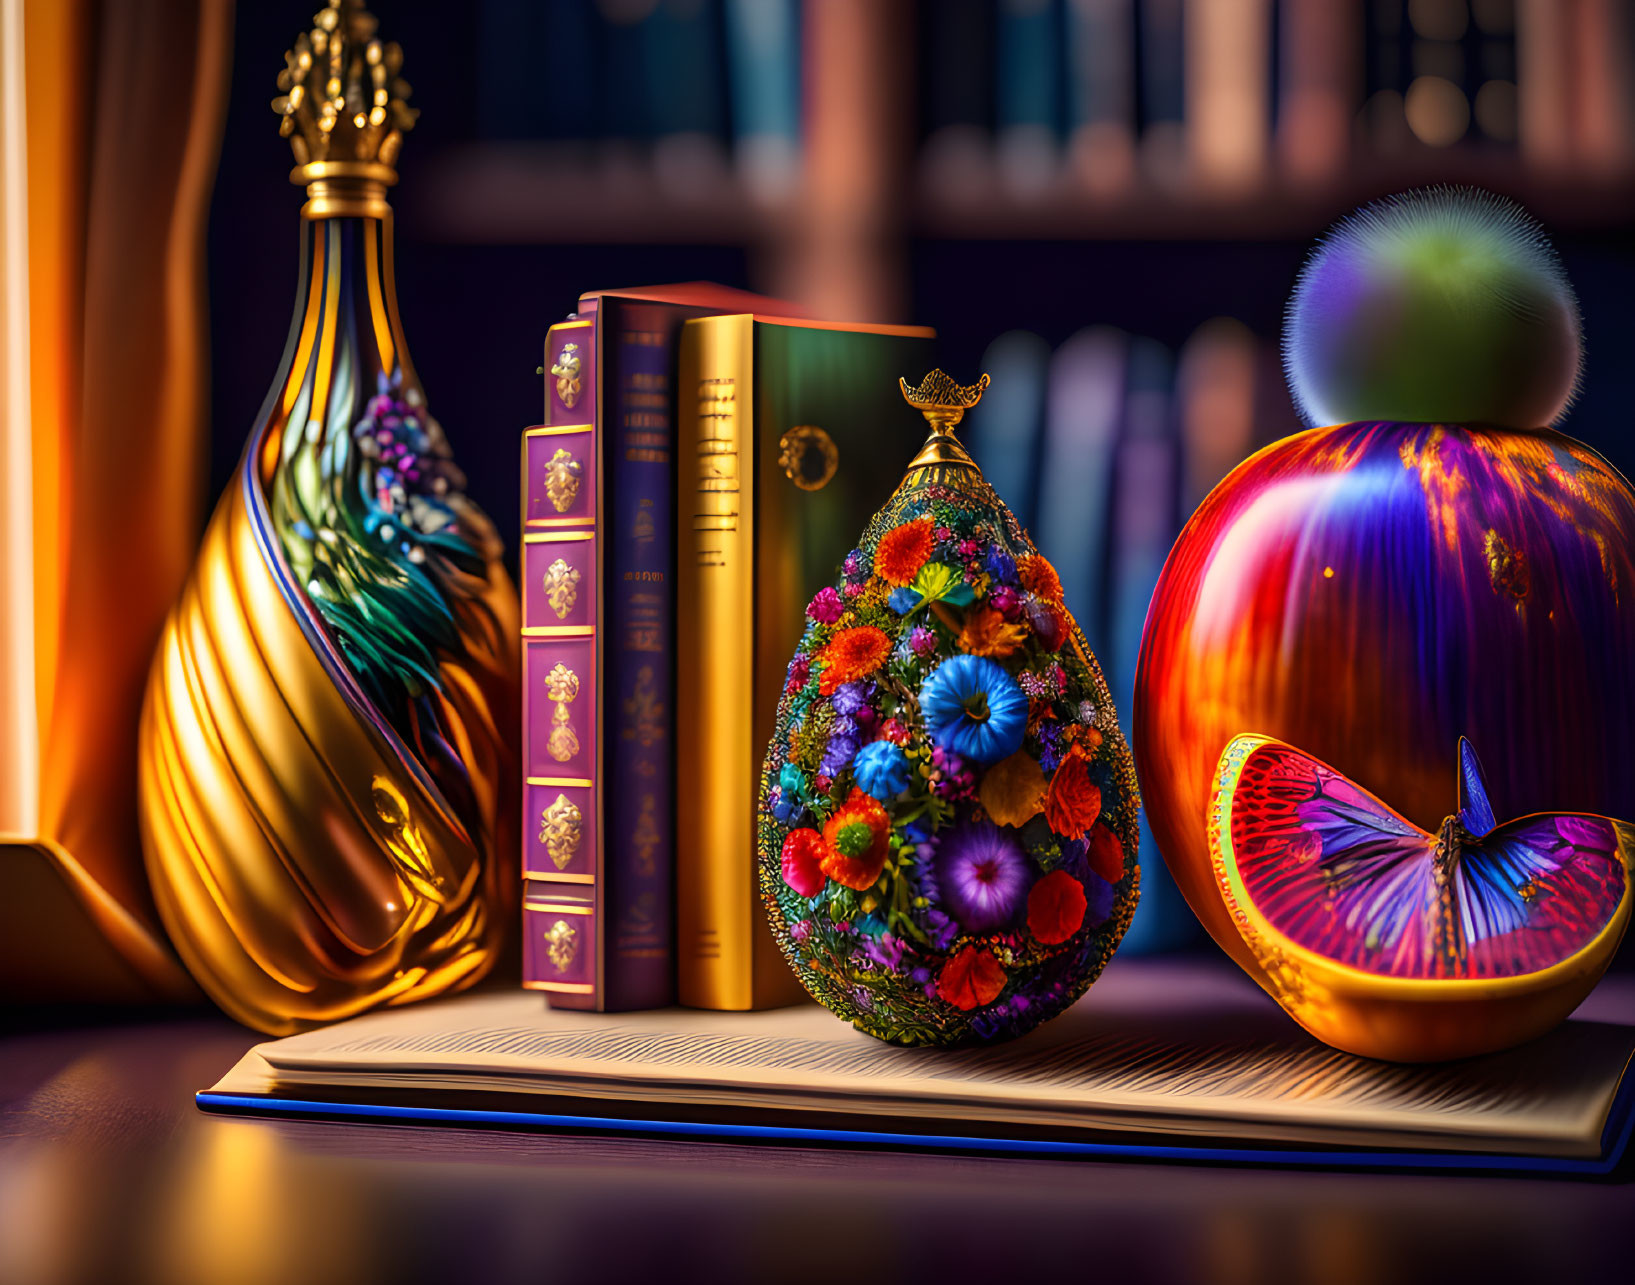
[139,0,519,1034]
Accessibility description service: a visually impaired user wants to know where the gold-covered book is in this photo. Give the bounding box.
[674,314,936,1010]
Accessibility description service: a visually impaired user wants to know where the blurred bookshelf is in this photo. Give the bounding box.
[408,0,1635,272]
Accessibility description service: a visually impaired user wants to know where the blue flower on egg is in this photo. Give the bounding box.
[919,654,1027,764]
[854,740,911,800]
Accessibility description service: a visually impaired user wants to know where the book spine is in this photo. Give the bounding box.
[1275,0,1358,184]
[675,314,758,1010]
[996,0,1064,192]
[522,316,602,1005]
[1065,0,1136,192]
[601,303,676,1009]
[1137,0,1186,183]
[723,0,801,196]
[1184,0,1270,192]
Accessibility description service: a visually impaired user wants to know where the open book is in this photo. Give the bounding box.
[200,960,1635,1175]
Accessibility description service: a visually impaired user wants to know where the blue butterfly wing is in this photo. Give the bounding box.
[1228,738,1629,980]
[1453,814,1628,977]
[1457,737,1496,837]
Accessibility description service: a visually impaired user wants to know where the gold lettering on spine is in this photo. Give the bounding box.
[692,377,738,567]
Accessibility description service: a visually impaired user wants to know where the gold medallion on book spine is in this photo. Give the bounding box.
[139,0,518,1035]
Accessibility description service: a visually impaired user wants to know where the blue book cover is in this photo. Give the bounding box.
[1136,0,1185,130]
[724,0,800,181]
[642,0,729,141]
[1035,327,1126,650]
[1106,337,1192,953]
[997,0,1063,135]
[964,330,1051,533]
[199,968,1635,1176]
[602,298,680,1008]
[996,0,1064,187]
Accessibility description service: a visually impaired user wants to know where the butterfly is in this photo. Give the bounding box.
[1213,736,1630,981]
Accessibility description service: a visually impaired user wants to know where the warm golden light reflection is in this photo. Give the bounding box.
[0,1143,79,1285]
[151,1121,364,1285]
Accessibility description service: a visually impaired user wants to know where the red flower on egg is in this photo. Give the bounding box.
[817,626,892,695]
[781,828,828,898]
[1019,553,1064,602]
[1028,870,1088,944]
[1044,745,1102,838]
[1086,822,1125,883]
[937,946,1007,1010]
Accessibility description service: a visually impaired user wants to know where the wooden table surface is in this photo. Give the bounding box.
[4,961,1633,1285]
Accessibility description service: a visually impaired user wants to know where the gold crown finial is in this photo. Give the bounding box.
[900,370,990,432]
[897,371,991,479]
[273,0,418,188]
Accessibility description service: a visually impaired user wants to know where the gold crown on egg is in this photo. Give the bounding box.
[898,369,991,479]
[272,0,418,177]
[899,370,990,425]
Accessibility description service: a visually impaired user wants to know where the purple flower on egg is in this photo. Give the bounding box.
[831,681,873,719]
[820,728,861,777]
[985,545,1016,583]
[933,821,1030,934]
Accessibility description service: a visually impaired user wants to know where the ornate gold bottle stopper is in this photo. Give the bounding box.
[897,369,991,482]
[272,0,418,217]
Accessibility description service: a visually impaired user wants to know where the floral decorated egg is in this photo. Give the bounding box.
[757,371,1141,1047]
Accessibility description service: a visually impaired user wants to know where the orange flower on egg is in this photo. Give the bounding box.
[819,788,891,890]
[1073,724,1104,753]
[1044,744,1102,838]
[817,626,892,695]
[958,604,1029,658]
[1018,553,1063,602]
[979,751,1047,827]
[874,517,935,586]
[937,946,1007,1010]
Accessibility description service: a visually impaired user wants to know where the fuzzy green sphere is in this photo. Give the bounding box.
[1284,187,1582,429]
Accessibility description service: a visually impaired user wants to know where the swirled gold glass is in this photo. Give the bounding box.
[138,1,518,1034]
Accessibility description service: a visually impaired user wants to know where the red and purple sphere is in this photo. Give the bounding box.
[1134,189,1635,983]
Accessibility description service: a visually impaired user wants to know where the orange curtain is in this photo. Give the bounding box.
[0,0,231,1002]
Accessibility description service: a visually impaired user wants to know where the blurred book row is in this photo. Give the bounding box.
[466,0,1635,213]
[921,0,1635,200]
[477,0,801,201]
[962,319,1299,949]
